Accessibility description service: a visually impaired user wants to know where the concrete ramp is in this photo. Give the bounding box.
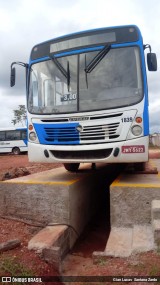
[104,225,155,258]
[93,159,160,259]
[110,160,160,227]
[104,227,133,257]
[0,163,117,249]
[132,225,155,253]
[0,166,95,248]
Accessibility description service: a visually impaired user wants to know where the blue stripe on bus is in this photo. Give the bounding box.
[23,139,28,146]
[139,43,149,136]
[143,94,149,136]
[29,46,105,64]
[33,123,80,145]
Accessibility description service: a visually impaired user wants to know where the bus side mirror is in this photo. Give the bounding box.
[147,53,157,71]
[10,67,16,87]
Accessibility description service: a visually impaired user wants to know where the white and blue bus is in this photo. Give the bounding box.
[10,25,157,171]
[0,127,28,155]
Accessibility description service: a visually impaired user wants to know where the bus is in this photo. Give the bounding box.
[0,127,28,155]
[10,25,157,171]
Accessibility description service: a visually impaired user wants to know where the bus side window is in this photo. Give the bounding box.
[6,131,21,141]
[0,132,5,141]
[21,130,27,140]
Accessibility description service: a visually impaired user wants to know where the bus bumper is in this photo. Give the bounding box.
[28,136,149,164]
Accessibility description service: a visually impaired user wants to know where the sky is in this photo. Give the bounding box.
[0,0,160,133]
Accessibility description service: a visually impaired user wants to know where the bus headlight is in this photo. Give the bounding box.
[131,125,142,136]
[29,131,37,141]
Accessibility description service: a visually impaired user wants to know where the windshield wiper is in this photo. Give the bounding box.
[85,54,88,88]
[85,44,111,74]
[49,55,70,91]
[67,61,70,91]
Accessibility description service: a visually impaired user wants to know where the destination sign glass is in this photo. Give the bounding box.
[50,32,116,53]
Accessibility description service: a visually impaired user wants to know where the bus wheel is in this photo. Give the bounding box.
[12,147,20,155]
[63,163,80,172]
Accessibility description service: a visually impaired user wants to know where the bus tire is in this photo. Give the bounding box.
[63,163,80,172]
[12,147,20,155]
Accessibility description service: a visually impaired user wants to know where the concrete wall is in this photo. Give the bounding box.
[0,182,70,224]
[0,175,95,247]
[110,186,160,227]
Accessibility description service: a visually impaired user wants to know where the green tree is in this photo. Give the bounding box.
[11,105,27,126]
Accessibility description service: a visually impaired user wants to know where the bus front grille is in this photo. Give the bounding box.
[80,123,120,142]
[50,148,113,160]
[34,121,120,145]
[44,126,79,144]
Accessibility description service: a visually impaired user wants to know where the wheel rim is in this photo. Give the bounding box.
[13,147,20,155]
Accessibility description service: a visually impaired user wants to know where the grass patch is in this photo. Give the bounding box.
[95,257,108,266]
[149,264,160,276]
[0,255,35,285]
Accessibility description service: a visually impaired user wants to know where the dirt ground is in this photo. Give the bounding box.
[0,153,62,181]
[0,149,160,284]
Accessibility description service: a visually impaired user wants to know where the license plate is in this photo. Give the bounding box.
[122,145,145,153]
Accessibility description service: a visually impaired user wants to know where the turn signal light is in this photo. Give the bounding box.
[28,124,33,131]
[135,117,142,124]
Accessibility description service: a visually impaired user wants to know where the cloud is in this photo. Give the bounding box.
[0,0,159,133]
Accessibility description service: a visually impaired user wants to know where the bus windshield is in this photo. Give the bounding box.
[28,46,143,114]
